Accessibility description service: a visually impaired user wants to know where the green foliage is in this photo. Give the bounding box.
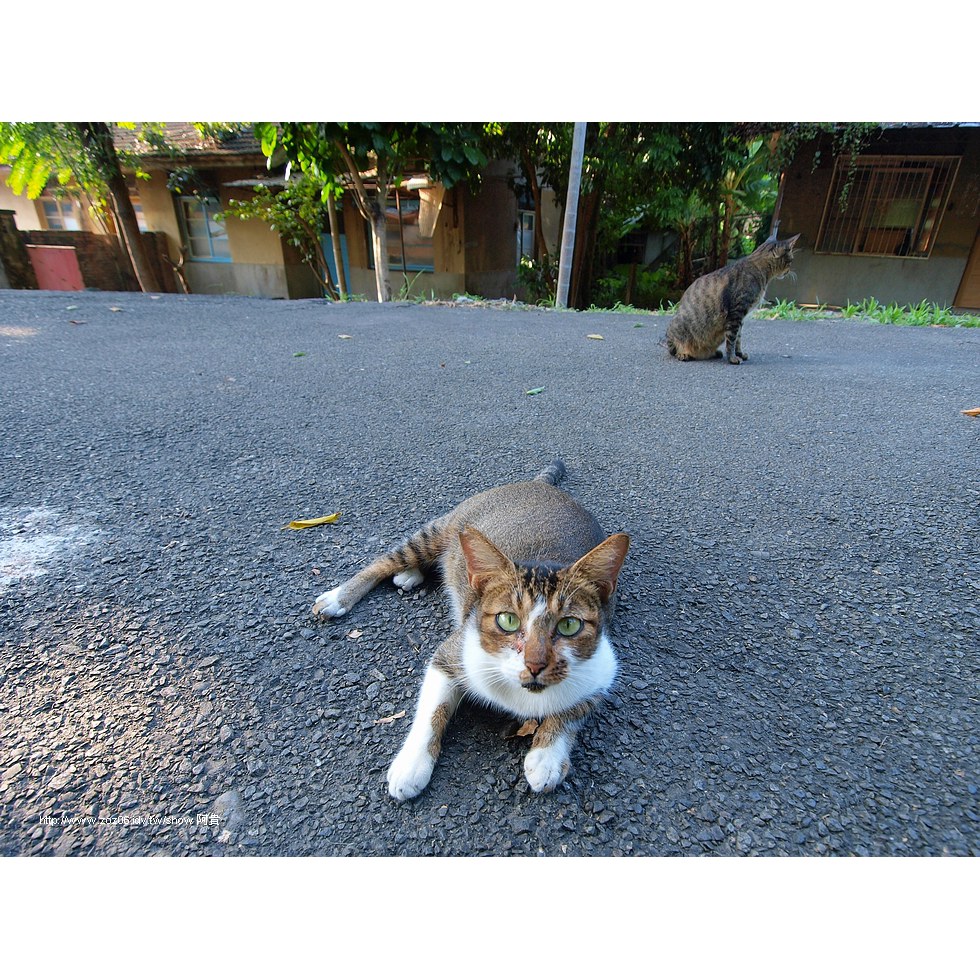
[517,254,557,305]
[0,122,173,204]
[592,264,680,311]
[220,170,340,298]
[760,298,824,320]
[255,123,490,302]
[0,122,106,203]
[772,298,980,328]
[255,122,489,194]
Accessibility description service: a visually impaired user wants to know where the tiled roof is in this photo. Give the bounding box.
[111,123,263,158]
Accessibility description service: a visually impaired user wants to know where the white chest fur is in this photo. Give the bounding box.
[460,619,617,719]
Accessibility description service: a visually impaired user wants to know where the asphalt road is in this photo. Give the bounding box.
[1,289,977,856]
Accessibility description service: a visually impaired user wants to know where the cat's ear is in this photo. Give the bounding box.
[568,533,630,603]
[459,527,515,592]
[785,233,801,251]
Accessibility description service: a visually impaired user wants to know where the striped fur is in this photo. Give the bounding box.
[666,234,800,364]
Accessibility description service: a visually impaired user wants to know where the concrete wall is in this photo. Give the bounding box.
[462,162,519,298]
[0,177,43,231]
[769,126,980,309]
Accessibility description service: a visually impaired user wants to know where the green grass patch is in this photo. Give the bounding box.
[767,298,980,328]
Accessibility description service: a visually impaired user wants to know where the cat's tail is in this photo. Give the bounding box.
[533,458,567,486]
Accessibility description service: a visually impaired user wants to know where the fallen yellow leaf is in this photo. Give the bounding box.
[281,512,341,530]
[961,407,980,417]
[587,333,604,340]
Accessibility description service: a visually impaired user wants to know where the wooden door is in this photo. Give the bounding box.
[954,228,980,310]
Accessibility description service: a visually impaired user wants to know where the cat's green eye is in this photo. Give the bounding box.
[496,611,521,633]
[556,616,583,637]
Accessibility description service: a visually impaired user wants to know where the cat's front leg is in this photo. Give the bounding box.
[734,324,749,362]
[724,313,746,364]
[387,658,462,801]
[523,707,590,793]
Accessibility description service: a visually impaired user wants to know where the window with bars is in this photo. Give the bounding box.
[815,155,960,258]
[367,191,435,272]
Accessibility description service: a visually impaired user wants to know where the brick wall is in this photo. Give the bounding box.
[19,230,175,292]
[0,210,39,289]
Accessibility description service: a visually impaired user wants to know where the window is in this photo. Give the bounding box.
[368,191,434,272]
[815,155,960,258]
[517,210,535,262]
[39,196,81,230]
[127,179,148,232]
[178,196,230,261]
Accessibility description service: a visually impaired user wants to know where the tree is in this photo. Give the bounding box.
[0,121,162,292]
[255,123,488,302]
[483,123,568,298]
[220,171,345,300]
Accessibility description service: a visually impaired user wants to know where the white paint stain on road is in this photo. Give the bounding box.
[0,506,96,589]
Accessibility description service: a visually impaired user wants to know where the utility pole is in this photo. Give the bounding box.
[555,122,587,309]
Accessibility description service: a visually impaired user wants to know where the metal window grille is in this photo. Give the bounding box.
[815,155,960,258]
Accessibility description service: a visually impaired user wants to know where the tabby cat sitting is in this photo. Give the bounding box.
[312,460,629,801]
[666,234,801,364]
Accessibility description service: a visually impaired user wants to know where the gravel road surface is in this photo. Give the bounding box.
[1,290,977,857]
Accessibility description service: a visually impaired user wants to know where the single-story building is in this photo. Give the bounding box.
[0,124,561,301]
[768,122,980,311]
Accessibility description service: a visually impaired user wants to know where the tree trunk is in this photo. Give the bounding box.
[709,211,721,272]
[75,122,162,293]
[369,206,391,303]
[677,225,695,288]
[337,140,391,303]
[326,192,347,299]
[719,197,736,267]
[570,188,600,308]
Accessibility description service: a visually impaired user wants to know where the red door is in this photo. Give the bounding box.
[26,245,84,290]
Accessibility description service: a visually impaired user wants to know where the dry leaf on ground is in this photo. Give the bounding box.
[373,710,406,725]
[507,719,540,738]
[961,407,980,417]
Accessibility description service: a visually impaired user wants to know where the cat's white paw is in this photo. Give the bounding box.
[312,586,346,618]
[524,745,570,793]
[387,746,435,801]
[393,569,424,590]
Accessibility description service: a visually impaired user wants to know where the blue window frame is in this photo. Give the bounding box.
[178,196,231,262]
[367,191,434,273]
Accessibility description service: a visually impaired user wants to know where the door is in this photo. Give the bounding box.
[954,228,980,310]
[26,245,84,290]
